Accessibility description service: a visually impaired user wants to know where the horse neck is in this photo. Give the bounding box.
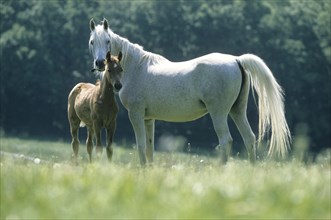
[98,76,114,102]
[109,31,168,76]
[110,33,142,69]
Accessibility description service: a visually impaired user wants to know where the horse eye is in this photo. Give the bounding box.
[90,40,94,45]
[106,39,110,44]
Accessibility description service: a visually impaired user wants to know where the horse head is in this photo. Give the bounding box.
[104,51,123,93]
[89,18,111,71]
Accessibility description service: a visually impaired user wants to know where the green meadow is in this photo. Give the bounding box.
[1,136,330,219]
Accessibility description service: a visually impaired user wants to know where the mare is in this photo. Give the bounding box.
[68,51,123,163]
[89,19,291,165]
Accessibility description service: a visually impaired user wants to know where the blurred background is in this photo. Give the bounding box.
[1,0,330,158]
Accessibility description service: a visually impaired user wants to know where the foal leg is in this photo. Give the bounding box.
[145,119,155,164]
[86,127,94,163]
[128,110,147,166]
[69,121,80,164]
[209,111,233,164]
[106,120,116,162]
[94,123,103,161]
[230,111,256,163]
[68,109,80,164]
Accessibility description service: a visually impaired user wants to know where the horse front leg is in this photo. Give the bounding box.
[128,110,147,166]
[145,119,155,164]
[106,120,116,162]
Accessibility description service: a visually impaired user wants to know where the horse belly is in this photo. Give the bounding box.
[145,99,207,122]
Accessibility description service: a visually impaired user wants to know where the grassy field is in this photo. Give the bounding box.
[1,136,330,219]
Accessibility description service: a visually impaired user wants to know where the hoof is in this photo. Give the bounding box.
[216,146,228,165]
[249,154,256,164]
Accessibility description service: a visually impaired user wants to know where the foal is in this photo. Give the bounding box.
[68,51,123,163]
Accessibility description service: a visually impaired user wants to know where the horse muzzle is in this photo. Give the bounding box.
[94,59,105,71]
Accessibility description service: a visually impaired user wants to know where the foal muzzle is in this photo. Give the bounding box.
[114,82,122,92]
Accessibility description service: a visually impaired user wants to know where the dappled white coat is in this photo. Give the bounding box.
[89,20,291,165]
[122,53,241,122]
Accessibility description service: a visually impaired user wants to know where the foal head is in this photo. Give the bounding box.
[104,51,123,93]
[89,18,111,71]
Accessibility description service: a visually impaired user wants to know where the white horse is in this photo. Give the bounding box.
[89,19,291,165]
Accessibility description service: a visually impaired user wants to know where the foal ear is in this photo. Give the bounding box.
[90,18,95,31]
[106,51,111,62]
[103,18,109,30]
[118,51,123,62]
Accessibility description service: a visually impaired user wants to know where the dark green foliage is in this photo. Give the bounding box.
[1,0,330,153]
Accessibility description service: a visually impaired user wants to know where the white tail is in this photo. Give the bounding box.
[238,54,291,157]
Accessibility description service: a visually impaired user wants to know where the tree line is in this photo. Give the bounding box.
[1,0,330,155]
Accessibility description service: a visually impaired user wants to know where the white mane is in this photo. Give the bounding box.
[108,29,168,66]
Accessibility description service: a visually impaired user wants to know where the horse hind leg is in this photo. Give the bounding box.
[230,110,256,163]
[209,111,233,164]
[229,67,256,163]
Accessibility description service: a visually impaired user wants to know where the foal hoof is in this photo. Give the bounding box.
[71,154,79,166]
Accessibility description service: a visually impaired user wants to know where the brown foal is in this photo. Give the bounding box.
[68,51,123,163]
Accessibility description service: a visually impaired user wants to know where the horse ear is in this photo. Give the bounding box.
[106,51,111,62]
[90,18,95,31]
[103,18,108,30]
[118,51,123,62]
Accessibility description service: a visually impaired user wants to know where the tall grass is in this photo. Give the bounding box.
[1,137,330,219]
